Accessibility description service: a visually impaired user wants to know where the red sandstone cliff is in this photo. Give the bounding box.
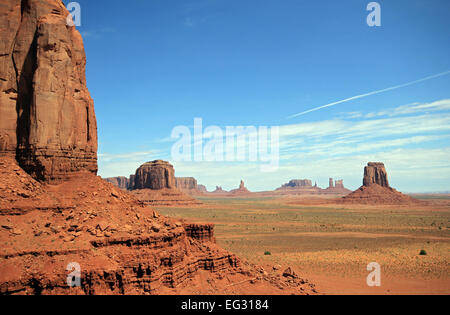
[0,0,97,183]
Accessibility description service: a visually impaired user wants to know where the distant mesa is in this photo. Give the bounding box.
[198,184,208,193]
[280,179,313,189]
[118,160,201,206]
[275,178,350,195]
[134,160,176,190]
[175,177,206,196]
[104,166,206,199]
[104,176,130,190]
[341,162,420,205]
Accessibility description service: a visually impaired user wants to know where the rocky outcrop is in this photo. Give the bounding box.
[0,0,97,184]
[175,177,198,191]
[133,160,175,190]
[130,161,201,206]
[211,186,228,195]
[175,177,205,196]
[129,174,136,190]
[280,179,313,189]
[335,180,344,188]
[230,180,251,196]
[184,223,215,243]
[276,179,321,195]
[324,178,352,195]
[104,176,130,190]
[198,185,207,193]
[341,162,420,205]
[363,162,389,187]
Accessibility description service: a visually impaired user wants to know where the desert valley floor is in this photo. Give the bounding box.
[156,195,450,295]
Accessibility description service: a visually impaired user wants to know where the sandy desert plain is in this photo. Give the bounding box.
[155,194,450,295]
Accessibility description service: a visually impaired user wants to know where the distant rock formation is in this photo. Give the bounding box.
[198,185,208,193]
[363,162,389,187]
[324,178,352,194]
[273,177,350,196]
[133,160,176,190]
[176,177,198,190]
[335,180,344,188]
[130,160,200,206]
[280,179,313,189]
[209,186,229,195]
[230,180,251,195]
[341,162,420,205]
[104,176,130,190]
[175,177,207,196]
[0,0,97,183]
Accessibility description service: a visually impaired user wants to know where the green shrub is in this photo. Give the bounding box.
[264,251,271,256]
[419,249,427,256]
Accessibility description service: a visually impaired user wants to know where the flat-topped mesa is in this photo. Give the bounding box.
[129,160,201,206]
[176,177,198,190]
[363,162,389,188]
[104,176,130,190]
[132,160,176,190]
[283,179,313,188]
[0,0,97,183]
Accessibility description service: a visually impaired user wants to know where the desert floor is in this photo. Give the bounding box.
[156,195,450,295]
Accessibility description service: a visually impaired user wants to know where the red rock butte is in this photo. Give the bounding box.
[341,162,421,205]
[129,160,202,206]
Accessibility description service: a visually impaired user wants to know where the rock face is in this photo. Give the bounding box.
[335,180,344,188]
[324,178,351,195]
[175,177,206,196]
[212,186,228,194]
[230,180,251,196]
[0,0,97,183]
[130,161,201,206]
[104,176,130,190]
[175,177,198,191]
[341,162,420,205]
[363,162,389,187]
[133,160,175,190]
[281,179,313,188]
[198,185,207,193]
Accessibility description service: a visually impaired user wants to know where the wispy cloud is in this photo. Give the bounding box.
[80,27,116,40]
[287,71,450,119]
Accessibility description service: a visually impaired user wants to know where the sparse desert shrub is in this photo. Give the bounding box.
[264,251,271,256]
[419,249,427,256]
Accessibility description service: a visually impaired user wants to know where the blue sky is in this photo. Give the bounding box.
[65,0,450,192]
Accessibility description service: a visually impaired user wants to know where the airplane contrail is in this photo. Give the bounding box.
[287,70,450,119]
